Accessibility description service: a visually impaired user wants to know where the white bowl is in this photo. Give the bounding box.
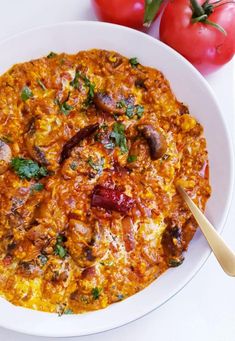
[0,21,233,337]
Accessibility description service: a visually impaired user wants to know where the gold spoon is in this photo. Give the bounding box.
[177,185,235,277]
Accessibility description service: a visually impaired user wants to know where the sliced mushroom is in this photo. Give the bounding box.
[161,225,184,267]
[66,219,107,267]
[137,124,167,160]
[94,92,125,115]
[0,140,12,174]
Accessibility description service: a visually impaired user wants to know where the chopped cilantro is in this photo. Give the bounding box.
[116,99,144,119]
[70,71,95,106]
[36,79,47,91]
[47,52,57,58]
[110,123,128,153]
[54,235,67,259]
[38,254,48,266]
[21,86,33,101]
[126,104,144,119]
[116,100,126,109]
[135,105,144,118]
[91,287,102,300]
[129,57,139,68]
[64,308,73,315]
[11,157,48,180]
[70,71,80,89]
[70,161,78,171]
[87,157,104,175]
[126,105,135,118]
[84,77,95,98]
[30,182,44,193]
[55,97,74,116]
[127,155,137,163]
[117,294,124,300]
[60,102,74,115]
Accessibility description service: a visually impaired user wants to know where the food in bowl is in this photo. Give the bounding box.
[0,49,211,314]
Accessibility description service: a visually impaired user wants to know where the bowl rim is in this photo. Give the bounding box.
[0,20,234,338]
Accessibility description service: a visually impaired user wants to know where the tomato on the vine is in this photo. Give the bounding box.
[159,0,235,74]
[91,0,164,30]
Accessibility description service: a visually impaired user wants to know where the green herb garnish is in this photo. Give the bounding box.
[30,182,44,193]
[91,287,102,300]
[63,308,73,315]
[129,57,139,68]
[116,100,144,119]
[11,157,48,180]
[38,254,48,266]
[87,157,104,175]
[70,71,80,89]
[70,161,78,171]
[21,86,33,101]
[116,100,126,109]
[125,105,135,118]
[47,52,57,59]
[54,235,67,259]
[55,97,74,116]
[70,71,95,105]
[36,79,47,91]
[126,104,144,119]
[60,102,74,115]
[84,76,95,99]
[127,155,137,163]
[110,123,128,154]
[135,105,144,118]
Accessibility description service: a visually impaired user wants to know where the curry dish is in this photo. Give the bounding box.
[0,49,211,314]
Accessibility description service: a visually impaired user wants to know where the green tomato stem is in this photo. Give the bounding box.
[190,0,205,17]
[191,14,208,23]
[205,19,227,35]
[190,0,227,35]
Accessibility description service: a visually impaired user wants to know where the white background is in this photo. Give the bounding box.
[0,1,234,340]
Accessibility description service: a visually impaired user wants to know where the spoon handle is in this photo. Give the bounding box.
[178,186,235,277]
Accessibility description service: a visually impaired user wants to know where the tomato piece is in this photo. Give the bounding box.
[159,0,235,74]
[91,0,164,30]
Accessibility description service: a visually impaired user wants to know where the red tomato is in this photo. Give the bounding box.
[159,0,235,74]
[91,0,164,30]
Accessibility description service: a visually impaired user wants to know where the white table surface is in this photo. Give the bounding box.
[0,1,234,340]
